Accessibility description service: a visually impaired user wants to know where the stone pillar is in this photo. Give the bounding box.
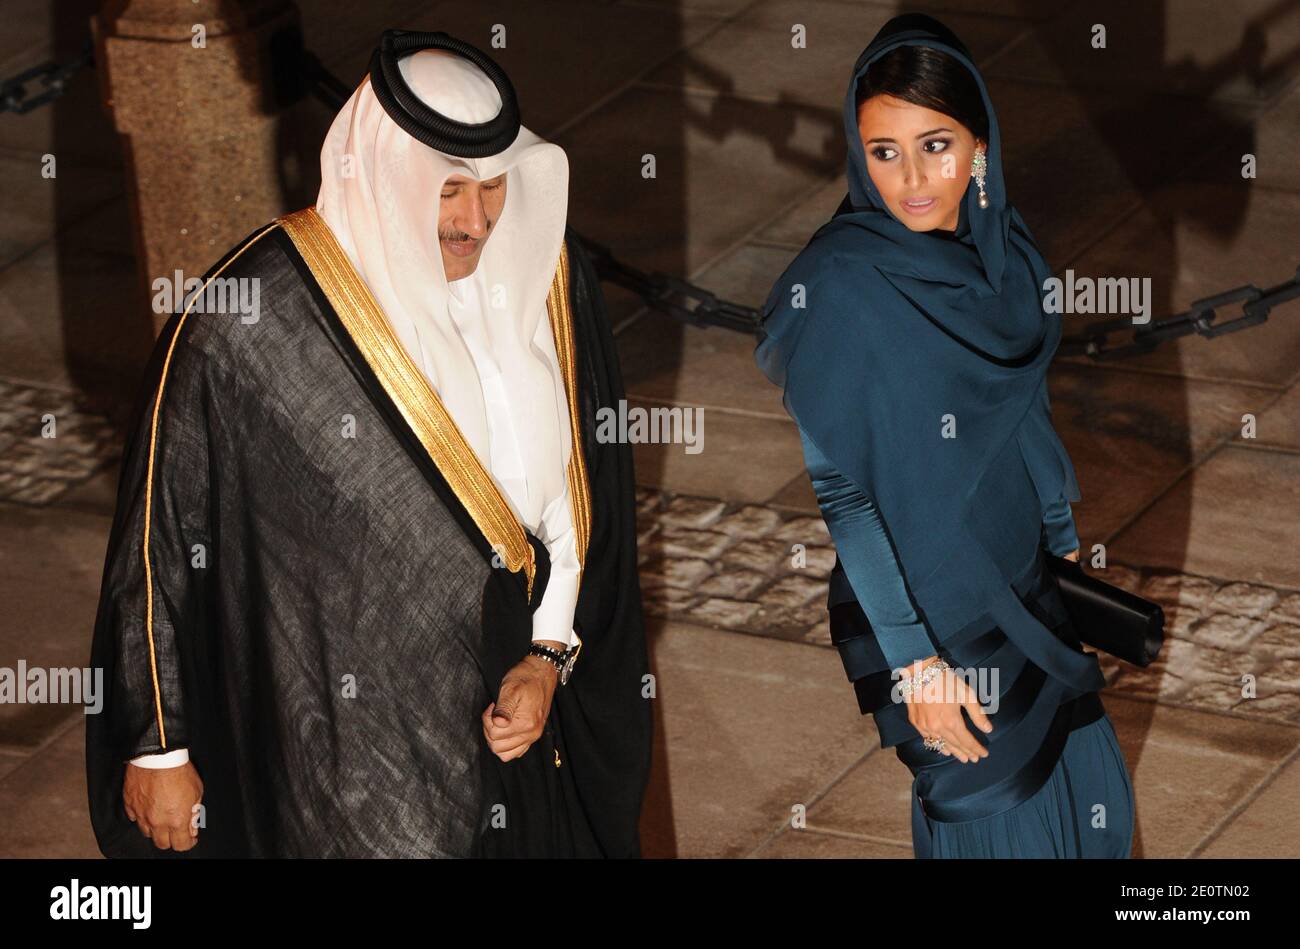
[92,0,301,335]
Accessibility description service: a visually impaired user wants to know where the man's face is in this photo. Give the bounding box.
[438,172,507,280]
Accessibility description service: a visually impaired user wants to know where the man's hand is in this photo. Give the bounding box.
[1064,547,1080,562]
[123,760,204,851]
[481,641,563,762]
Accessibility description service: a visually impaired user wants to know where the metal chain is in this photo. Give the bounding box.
[8,36,1295,355]
[1057,269,1300,361]
[294,46,1300,349]
[1,41,93,115]
[566,232,764,335]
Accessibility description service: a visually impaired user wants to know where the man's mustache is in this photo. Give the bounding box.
[439,221,493,242]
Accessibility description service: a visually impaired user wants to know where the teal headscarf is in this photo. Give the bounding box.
[757,14,1098,692]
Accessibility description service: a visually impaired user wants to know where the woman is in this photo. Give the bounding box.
[755,13,1135,858]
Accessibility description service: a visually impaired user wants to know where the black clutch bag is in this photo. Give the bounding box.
[1045,553,1165,667]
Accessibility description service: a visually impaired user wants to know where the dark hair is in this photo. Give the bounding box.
[854,45,989,144]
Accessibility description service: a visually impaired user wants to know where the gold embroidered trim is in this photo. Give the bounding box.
[144,209,594,724]
[544,241,593,572]
[277,207,538,597]
[143,221,280,748]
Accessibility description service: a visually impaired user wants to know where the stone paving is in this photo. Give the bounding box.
[635,484,1300,727]
[2,0,1300,859]
[0,380,118,505]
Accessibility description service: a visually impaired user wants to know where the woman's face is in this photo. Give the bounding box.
[857,93,982,233]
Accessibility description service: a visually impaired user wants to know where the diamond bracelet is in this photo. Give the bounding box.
[897,658,950,700]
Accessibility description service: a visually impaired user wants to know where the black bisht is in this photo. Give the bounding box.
[85,221,653,857]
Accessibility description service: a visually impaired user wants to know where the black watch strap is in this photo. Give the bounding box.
[527,642,566,671]
[527,641,581,685]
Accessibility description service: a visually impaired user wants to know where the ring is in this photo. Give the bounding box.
[922,735,947,753]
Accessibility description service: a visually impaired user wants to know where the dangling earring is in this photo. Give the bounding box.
[971,147,989,209]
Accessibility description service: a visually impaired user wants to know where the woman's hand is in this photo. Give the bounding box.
[900,656,993,764]
[1064,547,1080,562]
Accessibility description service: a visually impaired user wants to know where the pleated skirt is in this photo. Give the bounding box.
[912,711,1135,858]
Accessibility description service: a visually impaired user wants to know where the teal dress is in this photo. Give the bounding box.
[800,427,1135,858]
[755,13,1137,858]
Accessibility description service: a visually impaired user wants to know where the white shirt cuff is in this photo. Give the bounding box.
[532,493,581,650]
[532,566,580,649]
[129,747,190,768]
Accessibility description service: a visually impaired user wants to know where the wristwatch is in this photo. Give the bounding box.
[527,635,582,685]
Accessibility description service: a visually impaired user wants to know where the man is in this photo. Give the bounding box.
[86,31,652,857]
